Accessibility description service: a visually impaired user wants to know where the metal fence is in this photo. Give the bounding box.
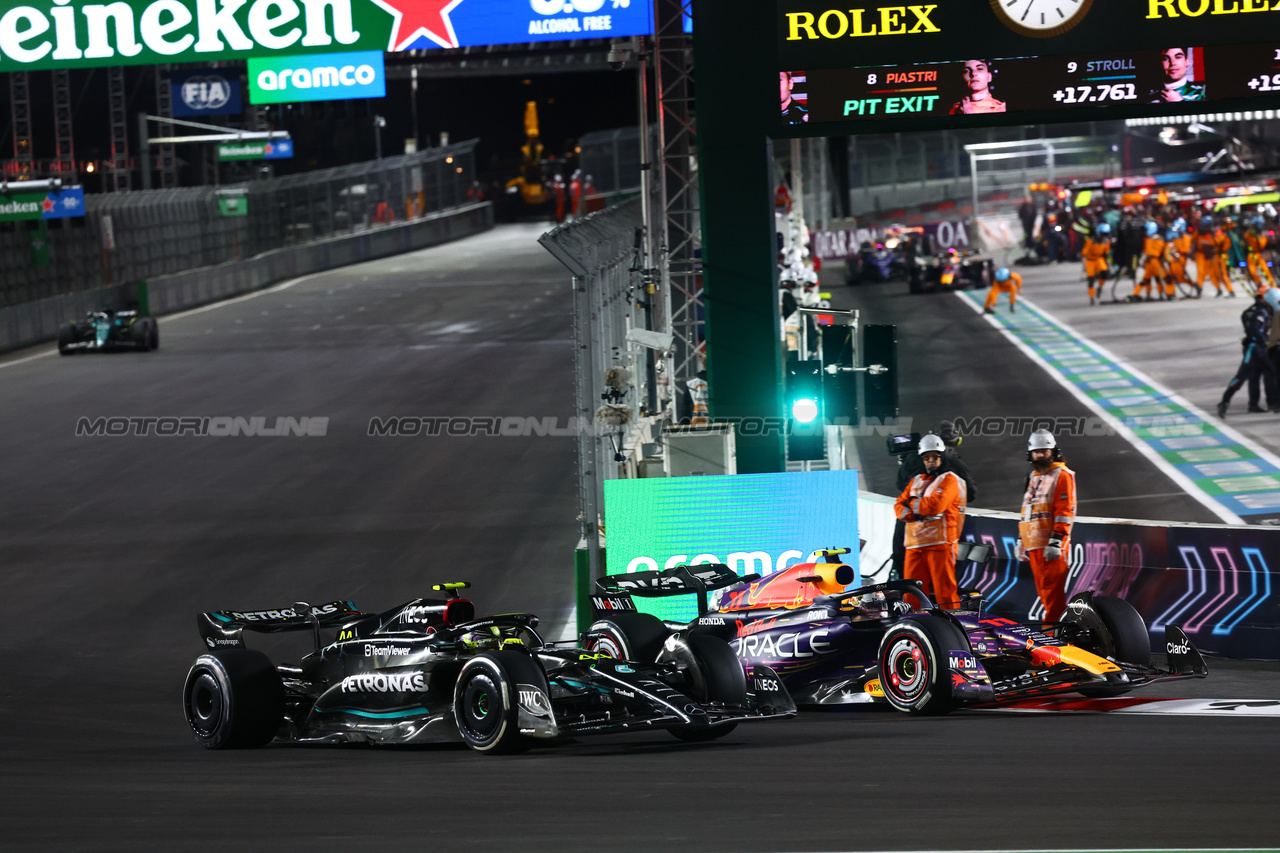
[540,197,663,582]
[1,142,478,307]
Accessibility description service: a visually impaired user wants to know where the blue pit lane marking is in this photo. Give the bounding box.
[959,291,1280,521]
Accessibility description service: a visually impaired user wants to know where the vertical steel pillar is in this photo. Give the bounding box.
[108,67,131,192]
[653,0,702,390]
[53,69,75,179]
[154,66,178,188]
[10,72,34,179]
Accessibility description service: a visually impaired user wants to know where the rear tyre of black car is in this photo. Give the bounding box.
[877,615,967,716]
[183,650,284,749]
[1075,595,1151,697]
[453,651,546,754]
[584,611,671,662]
[667,634,746,742]
[58,324,76,355]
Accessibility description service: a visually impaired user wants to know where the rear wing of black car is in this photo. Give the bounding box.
[198,600,364,650]
[593,564,758,616]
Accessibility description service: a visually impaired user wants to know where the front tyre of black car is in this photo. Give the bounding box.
[453,651,542,755]
[149,319,160,350]
[183,650,284,749]
[131,319,151,351]
[877,615,965,716]
[667,634,745,742]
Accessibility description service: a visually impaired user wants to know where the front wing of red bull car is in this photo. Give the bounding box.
[183,582,795,755]
[586,550,1208,715]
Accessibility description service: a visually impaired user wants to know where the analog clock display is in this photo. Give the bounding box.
[989,0,1095,38]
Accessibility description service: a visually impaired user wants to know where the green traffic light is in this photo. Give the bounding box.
[791,398,819,424]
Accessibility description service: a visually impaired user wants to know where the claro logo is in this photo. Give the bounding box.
[1167,639,1191,654]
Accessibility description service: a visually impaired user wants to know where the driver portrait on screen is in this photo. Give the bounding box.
[781,71,809,124]
[1147,47,1206,102]
[949,60,1006,115]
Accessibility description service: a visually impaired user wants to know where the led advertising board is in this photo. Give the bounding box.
[774,1,1280,133]
[602,470,860,622]
[0,0,654,71]
[216,138,294,160]
[0,186,85,221]
[247,49,384,103]
[171,68,242,117]
[787,43,1280,126]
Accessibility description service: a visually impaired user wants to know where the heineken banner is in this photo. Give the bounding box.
[248,49,384,103]
[0,0,655,71]
[217,138,293,160]
[0,186,85,222]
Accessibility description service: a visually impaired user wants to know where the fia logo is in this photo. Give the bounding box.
[181,76,233,111]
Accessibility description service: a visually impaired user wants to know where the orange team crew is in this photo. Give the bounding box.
[1082,222,1111,306]
[983,266,1021,314]
[1194,218,1232,297]
[1244,217,1275,295]
[1132,221,1167,302]
[894,434,967,610]
[1216,218,1238,296]
[1015,430,1077,622]
[1167,225,1194,297]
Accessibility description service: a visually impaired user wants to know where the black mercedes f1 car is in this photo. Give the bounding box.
[58,309,158,354]
[183,582,794,753]
[584,547,1208,715]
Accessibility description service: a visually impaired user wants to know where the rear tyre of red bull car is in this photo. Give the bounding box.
[661,633,747,742]
[583,611,671,662]
[877,615,967,716]
[183,649,285,749]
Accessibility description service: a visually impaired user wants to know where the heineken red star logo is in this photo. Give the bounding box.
[41,196,56,213]
[368,0,467,50]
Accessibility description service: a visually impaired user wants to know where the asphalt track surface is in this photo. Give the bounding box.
[3,225,1279,852]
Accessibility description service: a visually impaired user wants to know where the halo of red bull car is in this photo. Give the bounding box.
[183,547,1208,753]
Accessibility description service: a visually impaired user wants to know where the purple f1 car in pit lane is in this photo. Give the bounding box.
[183,581,794,754]
[584,547,1208,715]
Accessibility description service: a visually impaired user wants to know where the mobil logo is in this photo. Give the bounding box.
[248,50,386,104]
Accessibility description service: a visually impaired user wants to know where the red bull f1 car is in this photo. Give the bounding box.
[584,547,1208,715]
[183,582,794,754]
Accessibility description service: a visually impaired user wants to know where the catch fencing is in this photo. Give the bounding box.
[1,142,478,307]
[540,197,667,590]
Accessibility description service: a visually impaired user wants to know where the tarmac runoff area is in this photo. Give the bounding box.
[837,262,1280,525]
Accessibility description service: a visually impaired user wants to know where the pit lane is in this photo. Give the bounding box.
[1,226,1277,851]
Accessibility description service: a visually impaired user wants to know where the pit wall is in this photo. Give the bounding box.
[1,202,493,354]
[858,491,1279,660]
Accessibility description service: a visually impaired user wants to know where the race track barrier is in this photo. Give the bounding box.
[858,491,1280,660]
[0,201,492,353]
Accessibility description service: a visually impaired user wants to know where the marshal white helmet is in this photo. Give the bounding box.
[1028,429,1057,451]
[919,434,946,455]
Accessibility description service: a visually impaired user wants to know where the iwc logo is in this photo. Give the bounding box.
[988,0,1095,38]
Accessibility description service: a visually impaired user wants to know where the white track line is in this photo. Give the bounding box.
[958,292,1245,525]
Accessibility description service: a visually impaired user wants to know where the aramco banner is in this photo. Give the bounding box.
[0,0,655,71]
[603,470,860,622]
